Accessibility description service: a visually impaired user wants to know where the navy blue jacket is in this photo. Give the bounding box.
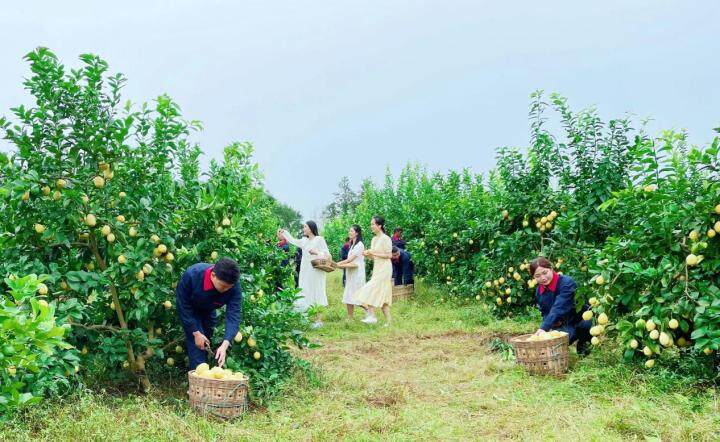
[392,249,414,285]
[175,263,242,343]
[535,274,579,331]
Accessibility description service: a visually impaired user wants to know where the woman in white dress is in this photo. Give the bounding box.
[278,221,331,328]
[335,224,366,319]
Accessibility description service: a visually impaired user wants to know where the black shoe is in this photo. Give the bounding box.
[576,340,590,357]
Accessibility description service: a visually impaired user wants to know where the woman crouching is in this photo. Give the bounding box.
[529,257,591,355]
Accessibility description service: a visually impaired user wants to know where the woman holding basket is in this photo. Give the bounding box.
[335,224,366,319]
[278,221,331,328]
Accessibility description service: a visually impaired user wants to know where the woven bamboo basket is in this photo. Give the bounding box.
[188,371,249,420]
[509,333,569,376]
[311,258,336,273]
[392,284,414,300]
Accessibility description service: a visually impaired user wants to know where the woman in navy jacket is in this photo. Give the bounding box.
[529,257,591,355]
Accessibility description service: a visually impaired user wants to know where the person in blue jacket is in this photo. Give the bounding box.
[529,257,591,355]
[176,257,242,369]
[391,246,414,286]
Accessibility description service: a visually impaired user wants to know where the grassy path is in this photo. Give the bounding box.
[3,273,719,441]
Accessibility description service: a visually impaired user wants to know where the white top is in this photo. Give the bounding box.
[342,241,366,305]
[281,230,330,312]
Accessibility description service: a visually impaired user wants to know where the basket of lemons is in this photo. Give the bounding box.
[188,363,249,420]
[509,330,569,376]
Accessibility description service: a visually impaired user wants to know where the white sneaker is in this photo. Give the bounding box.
[311,321,324,329]
[361,316,378,324]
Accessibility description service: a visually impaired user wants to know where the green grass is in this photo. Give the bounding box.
[3,273,719,441]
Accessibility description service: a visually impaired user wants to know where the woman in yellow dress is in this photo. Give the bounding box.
[355,215,393,325]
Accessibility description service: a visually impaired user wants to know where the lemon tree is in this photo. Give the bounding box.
[0,48,308,396]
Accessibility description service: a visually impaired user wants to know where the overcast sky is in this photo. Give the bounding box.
[2,1,719,219]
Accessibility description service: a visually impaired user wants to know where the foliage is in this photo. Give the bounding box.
[0,48,308,411]
[324,90,720,375]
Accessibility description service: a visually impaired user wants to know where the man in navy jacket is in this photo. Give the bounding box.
[176,258,242,369]
[391,246,414,286]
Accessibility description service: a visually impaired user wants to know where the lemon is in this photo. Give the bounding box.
[498,277,505,284]
[136,271,145,281]
[590,326,602,336]
[7,366,16,376]
[196,363,210,373]
[81,346,88,355]
[475,295,481,301]
[450,256,456,263]
[38,299,49,308]
[505,288,511,295]
[103,168,114,180]
[703,348,713,355]
[164,252,174,262]
[157,244,168,254]
[469,239,474,244]
[669,319,679,330]
[116,215,125,223]
[215,226,223,234]
[234,332,243,343]
[502,210,509,218]
[715,203,720,215]
[143,264,153,275]
[85,214,97,227]
[211,251,219,260]
[56,178,67,189]
[522,220,529,227]
[582,310,593,321]
[110,301,115,310]
[101,225,112,236]
[591,337,600,345]
[106,233,116,243]
[645,319,656,332]
[629,339,639,349]
[677,337,687,347]
[496,297,502,305]
[649,329,660,340]
[597,313,609,325]
[686,254,699,266]
[589,297,598,306]
[150,234,160,243]
[253,351,262,360]
[81,194,90,204]
[708,229,716,238]
[689,230,700,241]
[222,217,231,226]
[247,337,257,348]
[595,276,605,285]
[645,359,655,368]
[642,346,653,357]
[34,223,46,234]
[129,227,138,237]
[93,176,105,188]
[659,332,672,347]
[635,319,646,330]
[118,255,127,264]
[714,221,720,233]
[41,185,51,196]
[175,345,184,353]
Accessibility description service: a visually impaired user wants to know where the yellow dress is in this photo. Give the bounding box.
[355,233,393,308]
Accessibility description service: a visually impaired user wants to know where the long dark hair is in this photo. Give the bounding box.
[350,224,363,249]
[305,220,319,237]
[372,215,386,233]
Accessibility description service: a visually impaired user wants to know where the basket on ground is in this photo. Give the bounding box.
[509,333,569,376]
[311,258,336,272]
[188,371,249,420]
[392,284,414,300]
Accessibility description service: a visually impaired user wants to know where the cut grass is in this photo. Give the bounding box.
[3,272,719,441]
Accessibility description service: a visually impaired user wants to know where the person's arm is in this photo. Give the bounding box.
[281,229,306,249]
[392,261,402,285]
[403,254,414,284]
[175,271,201,334]
[310,237,331,259]
[371,236,393,259]
[223,285,242,343]
[215,285,242,367]
[540,278,577,331]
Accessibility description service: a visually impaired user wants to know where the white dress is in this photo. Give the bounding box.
[342,241,366,305]
[281,231,330,312]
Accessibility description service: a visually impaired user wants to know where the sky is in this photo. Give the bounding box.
[1,1,719,219]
